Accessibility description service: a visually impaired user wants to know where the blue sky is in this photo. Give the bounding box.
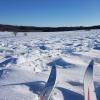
[0,0,100,26]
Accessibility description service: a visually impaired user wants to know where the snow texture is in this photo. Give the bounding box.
[0,30,100,100]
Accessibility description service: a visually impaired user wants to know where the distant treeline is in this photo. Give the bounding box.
[0,24,100,32]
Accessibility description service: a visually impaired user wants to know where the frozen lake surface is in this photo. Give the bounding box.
[0,30,100,100]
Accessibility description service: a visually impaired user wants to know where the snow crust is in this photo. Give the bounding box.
[0,30,100,100]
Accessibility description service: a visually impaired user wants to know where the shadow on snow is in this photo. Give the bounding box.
[2,81,45,95]
[57,87,84,100]
[47,58,74,68]
[0,57,17,67]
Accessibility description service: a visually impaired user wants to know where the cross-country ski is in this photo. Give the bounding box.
[39,65,56,100]
[84,60,97,100]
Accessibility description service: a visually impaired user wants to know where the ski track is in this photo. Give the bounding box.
[0,30,100,100]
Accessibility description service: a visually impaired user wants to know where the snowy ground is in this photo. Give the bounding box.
[0,30,100,100]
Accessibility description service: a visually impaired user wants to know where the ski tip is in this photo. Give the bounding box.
[84,59,94,78]
[85,59,94,75]
[89,59,94,67]
[52,63,56,70]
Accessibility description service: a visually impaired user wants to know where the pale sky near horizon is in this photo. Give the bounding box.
[0,0,100,26]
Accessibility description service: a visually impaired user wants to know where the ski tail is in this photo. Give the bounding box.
[39,65,56,100]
